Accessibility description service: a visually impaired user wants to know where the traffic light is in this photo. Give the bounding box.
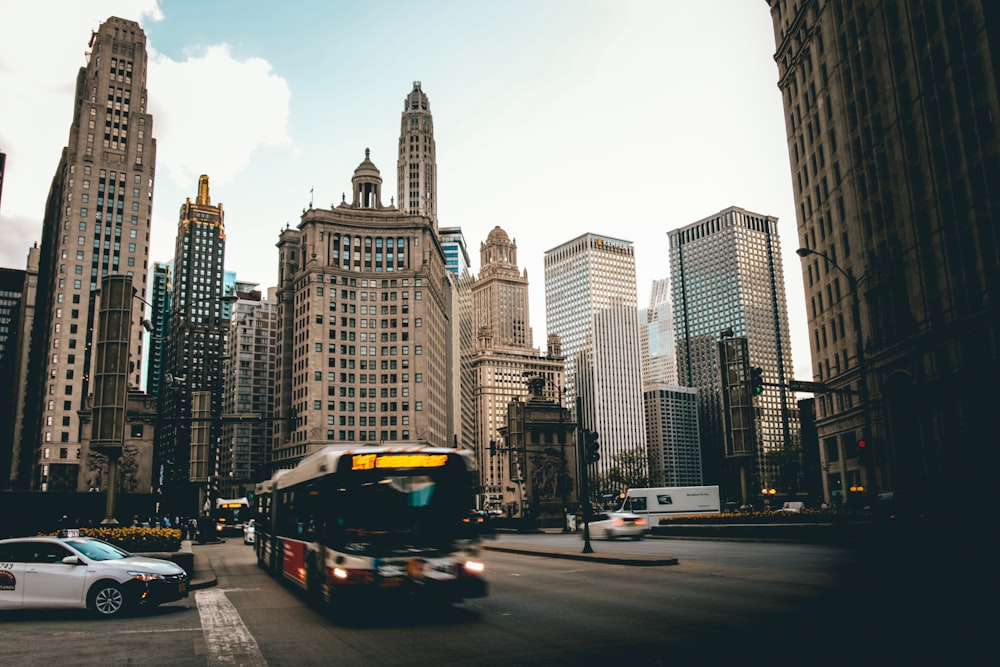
[857,439,870,465]
[584,429,600,463]
[749,367,764,395]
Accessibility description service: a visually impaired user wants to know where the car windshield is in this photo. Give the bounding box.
[65,538,130,561]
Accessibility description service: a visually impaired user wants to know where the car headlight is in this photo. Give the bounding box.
[463,560,485,575]
[129,571,166,582]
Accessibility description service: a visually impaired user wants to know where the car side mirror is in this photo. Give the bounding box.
[62,555,81,565]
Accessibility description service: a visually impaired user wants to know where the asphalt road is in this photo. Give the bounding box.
[0,531,981,666]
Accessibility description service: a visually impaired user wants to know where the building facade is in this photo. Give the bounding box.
[19,17,156,491]
[439,227,476,453]
[272,149,452,469]
[769,0,1000,507]
[397,81,437,222]
[544,233,647,499]
[472,226,565,516]
[219,283,277,498]
[640,278,679,388]
[157,175,228,514]
[144,261,170,398]
[0,250,39,489]
[643,385,701,487]
[669,206,799,505]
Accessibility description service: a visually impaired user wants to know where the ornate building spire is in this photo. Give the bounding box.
[397,81,436,222]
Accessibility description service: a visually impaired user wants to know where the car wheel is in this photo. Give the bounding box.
[89,581,128,617]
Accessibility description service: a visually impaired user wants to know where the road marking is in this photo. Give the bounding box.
[196,589,267,666]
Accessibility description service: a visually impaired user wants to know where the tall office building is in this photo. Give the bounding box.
[439,227,476,453]
[669,206,799,503]
[640,278,678,388]
[397,81,437,222]
[473,226,564,516]
[544,233,647,491]
[2,246,39,489]
[274,147,451,467]
[219,283,277,497]
[144,261,171,398]
[644,385,700,487]
[0,253,36,488]
[19,17,156,491]
[157,175,228,513]
[769,1,1000,506]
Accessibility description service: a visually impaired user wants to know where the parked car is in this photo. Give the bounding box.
[243,519,256,545]
[0,534,189,617]
[586,511,647,540]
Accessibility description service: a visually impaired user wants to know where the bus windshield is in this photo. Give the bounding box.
[331,471,475,555]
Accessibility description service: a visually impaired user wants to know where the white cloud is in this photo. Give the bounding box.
[148,43,292,191]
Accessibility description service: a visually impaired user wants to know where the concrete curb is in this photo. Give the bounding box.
[482,536,679,566]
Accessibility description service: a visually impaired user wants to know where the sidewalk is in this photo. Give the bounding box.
[182,539,219,590]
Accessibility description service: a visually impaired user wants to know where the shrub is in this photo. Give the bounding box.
[46,527,182,552]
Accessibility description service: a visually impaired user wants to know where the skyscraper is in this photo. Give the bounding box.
[669,206,799,504]
[19,17,156,491]
[144,261,171,398]
[158,175,228,513]
[544,233,647,492]
[397,81,437,222]
[439,226,476,453]
[769,0,1000,506]
[640,278,678,388]
[274,147,451,467]
[219,282,277,497]
[2,246,39,489]
[643,385,700,487]
[472,226,564,516]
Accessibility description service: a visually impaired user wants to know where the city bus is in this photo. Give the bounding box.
[212,496,250,536]
[252,444,488,611]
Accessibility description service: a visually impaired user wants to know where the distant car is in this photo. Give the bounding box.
[0,534,189,617]
[462,510,489,526]
[778,501,805,513]
[587,512,647,540]
[243,519,256,545]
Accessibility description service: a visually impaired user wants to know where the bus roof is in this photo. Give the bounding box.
[273,443,475,491]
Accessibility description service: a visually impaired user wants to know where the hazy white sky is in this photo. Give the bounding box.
[0,0,811,379]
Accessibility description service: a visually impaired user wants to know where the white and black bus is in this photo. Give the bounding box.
[252,444,488,611]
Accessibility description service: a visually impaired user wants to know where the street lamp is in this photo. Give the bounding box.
[796,247,875,496]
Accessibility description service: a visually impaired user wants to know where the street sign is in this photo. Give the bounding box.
[789,380,829,393]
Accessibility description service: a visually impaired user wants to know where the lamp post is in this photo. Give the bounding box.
[796,247,876,497]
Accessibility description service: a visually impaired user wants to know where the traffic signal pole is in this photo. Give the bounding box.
[576,396,595,554]
[580,428,594,554]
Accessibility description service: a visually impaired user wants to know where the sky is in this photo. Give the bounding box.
[0,0,811,380]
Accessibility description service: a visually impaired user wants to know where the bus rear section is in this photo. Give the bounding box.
[620,486,721,528]
[261,445,488,610]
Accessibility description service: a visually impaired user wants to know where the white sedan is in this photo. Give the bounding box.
[586,512,647,540]
[0,534,189,617]
[243,519,256,544]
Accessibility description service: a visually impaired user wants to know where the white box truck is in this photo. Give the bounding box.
[618,486,721,527]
